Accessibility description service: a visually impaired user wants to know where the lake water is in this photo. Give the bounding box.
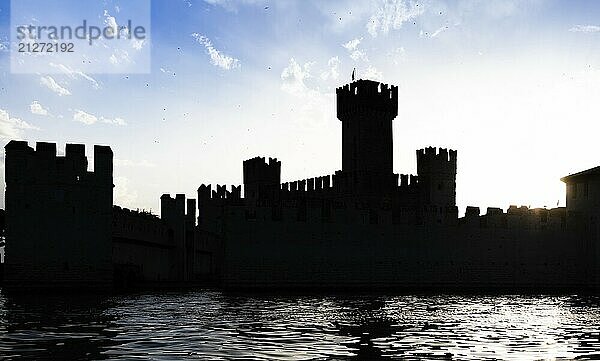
[1,290,600,360]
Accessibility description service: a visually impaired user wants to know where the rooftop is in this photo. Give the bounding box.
[560,166,600,183]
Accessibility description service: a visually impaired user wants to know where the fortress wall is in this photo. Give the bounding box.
[111,206,173,282]
[212,202,588,289]
[198,186,581,290]
[3,141,113,289]
[220,218,587,289]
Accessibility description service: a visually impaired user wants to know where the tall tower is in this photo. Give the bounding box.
[4,141,114,290]
[416,147,458,223]
[242,156,281,201]
[336,79,398,193]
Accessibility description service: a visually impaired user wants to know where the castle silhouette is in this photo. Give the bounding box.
[1,79,599,291]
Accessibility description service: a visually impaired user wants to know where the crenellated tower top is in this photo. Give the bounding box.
[336,79,398,120]
[416,146,457,175]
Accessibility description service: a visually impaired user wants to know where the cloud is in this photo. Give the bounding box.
[281,58,315,97]
[569,25,600,33]
[0,108,39,139]
[109,49,132,65]
[102,117,127,126]
[281,56,343,95]
[321,56,341,81]
[367,0,425,37]
[314,1,373,33]
[343,38,362,51]
[104,10,120,37]
[49,63,100,89]
[40,76,71,96]
[29,101,48,116]
[342,37,368,62]
[420,25,448,38]
[73,109,98,125]
[160,67,174,74]
[280,58,334,128]
[349,49,368,62]
[73,109,126,126]
[363,65,383,81]
[202,0,266,12]
[191,33,240,70]
[388,46,406,65]
[0,35,9,51]
[103,9,147,51]
[132,38,146,50]
[430,25,448,38]
[114,176,138,209]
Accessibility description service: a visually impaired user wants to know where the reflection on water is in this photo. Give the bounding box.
[1,290,600,360]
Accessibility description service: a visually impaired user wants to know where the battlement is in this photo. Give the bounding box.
[243,156,281,173]
[243,156,282,200]
[197,184,243,200]
[160,193,200,225]
[336,79,398,119]
[465,206,481,218]
[160,194,185,218]
[398,174,419,188]
[487,207,503,216]
[4,140,112,183]
[460,205,567,230]
[417,146,457,162]
[280,174,336,193]
[113,205,160,220]
[507,205,530,216]
[243,157,281,183]
[416,147,457,175]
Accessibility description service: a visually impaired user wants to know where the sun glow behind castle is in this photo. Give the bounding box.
[1,0,600,217]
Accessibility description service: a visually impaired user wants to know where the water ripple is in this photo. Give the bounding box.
[1,291,600,360]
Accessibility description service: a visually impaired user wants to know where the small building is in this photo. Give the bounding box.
[561,166,600,227]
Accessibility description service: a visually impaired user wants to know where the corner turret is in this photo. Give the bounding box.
[416,147,458,224]
[243,156,281,201]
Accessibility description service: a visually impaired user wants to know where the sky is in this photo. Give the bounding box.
[1,0,600,216]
